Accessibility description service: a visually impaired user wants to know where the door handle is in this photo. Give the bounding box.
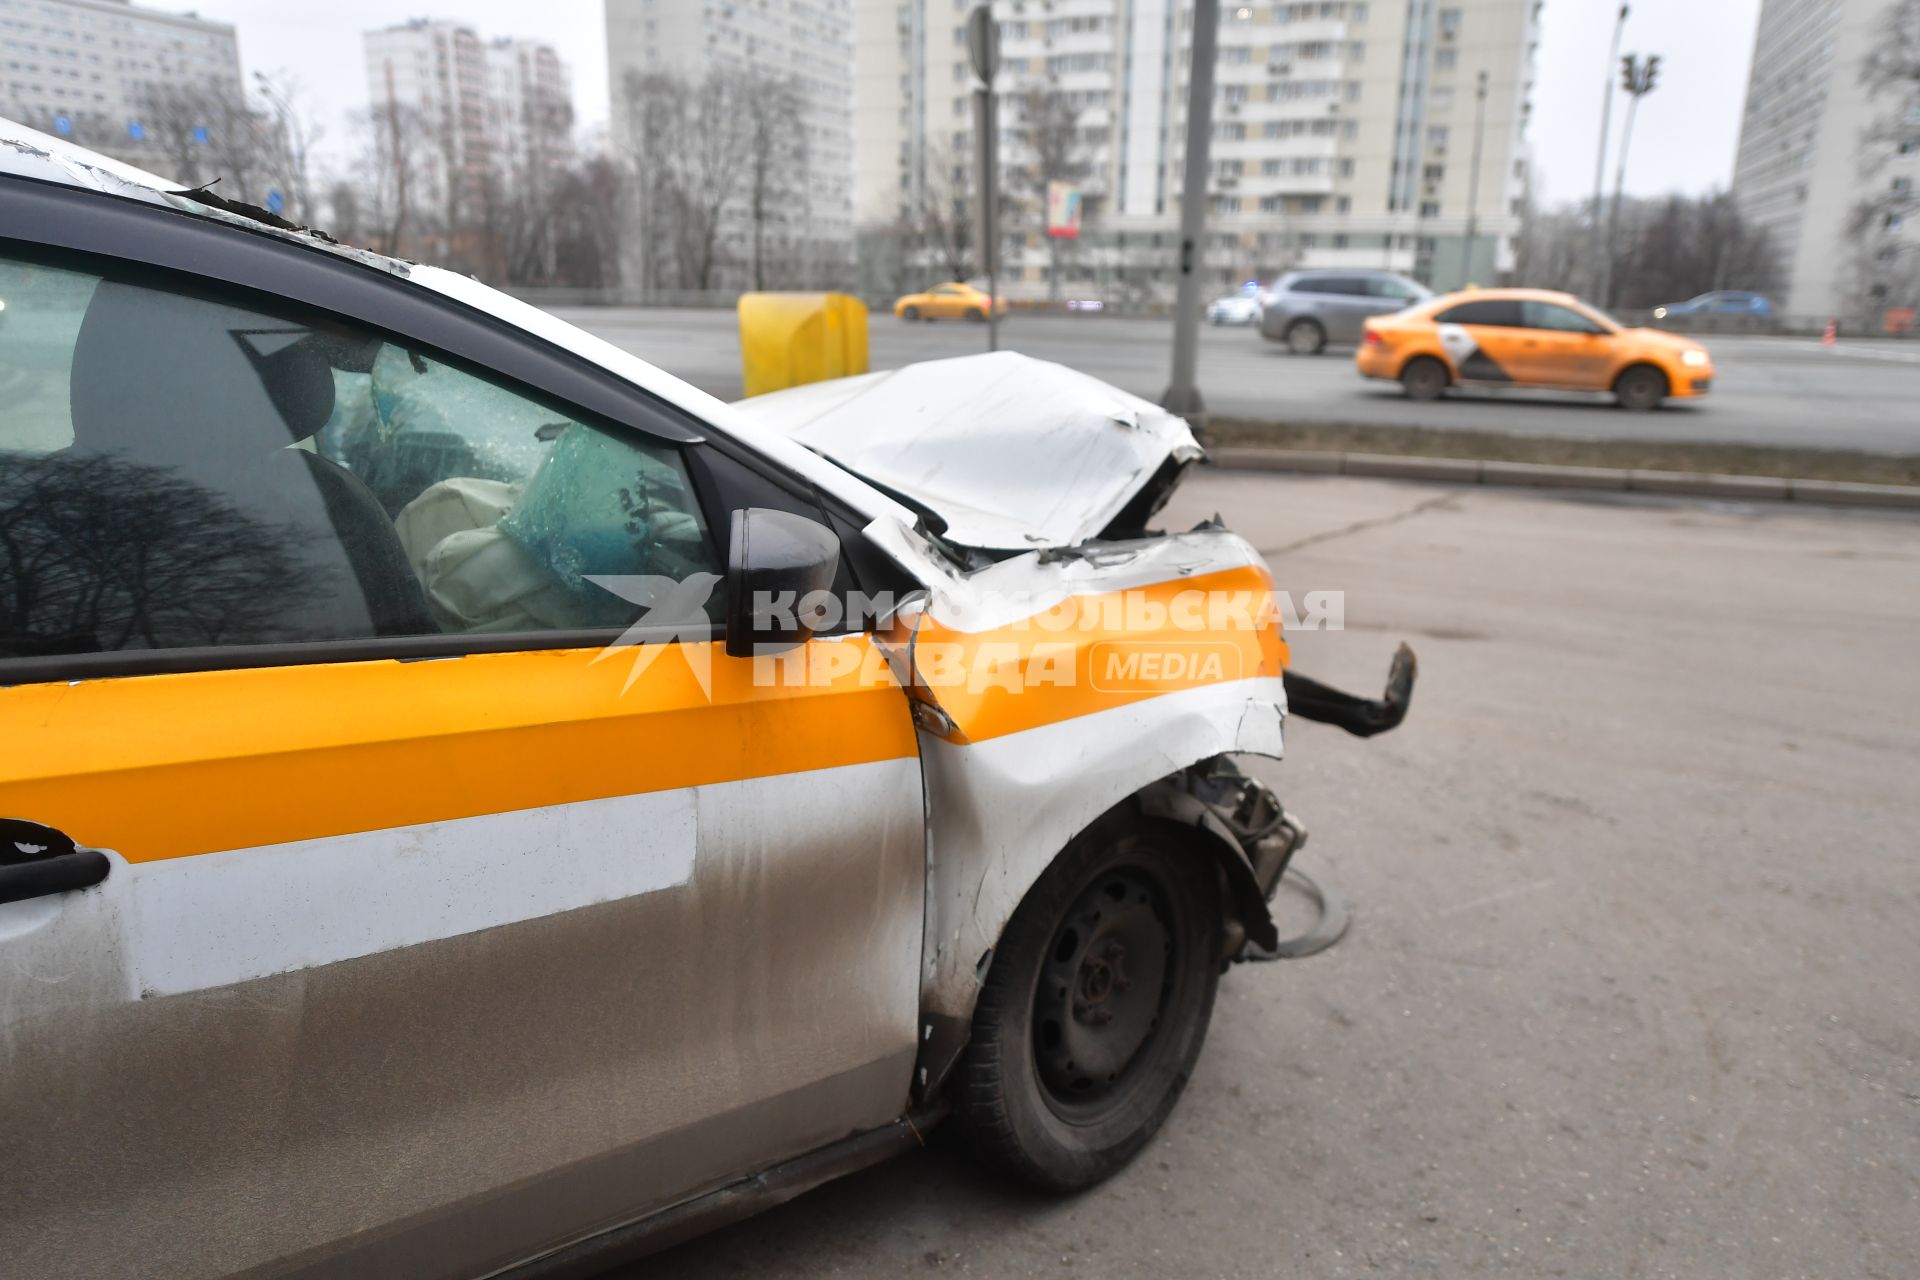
[0,818,109,905]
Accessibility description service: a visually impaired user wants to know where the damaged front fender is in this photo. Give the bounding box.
[870,523,1290,1096]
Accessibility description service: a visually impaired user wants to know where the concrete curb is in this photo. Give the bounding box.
[1207,448,1920,512]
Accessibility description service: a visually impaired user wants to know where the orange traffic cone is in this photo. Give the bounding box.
[1822,319,1837,346]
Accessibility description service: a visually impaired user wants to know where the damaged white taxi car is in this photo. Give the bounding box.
[0,124,1411,1278]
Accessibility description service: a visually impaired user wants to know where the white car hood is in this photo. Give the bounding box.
[731,351,1202,551]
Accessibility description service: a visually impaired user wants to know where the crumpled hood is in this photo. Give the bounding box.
[731,351,1203,551]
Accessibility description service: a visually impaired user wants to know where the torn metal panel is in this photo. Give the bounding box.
[731,351,1204,552]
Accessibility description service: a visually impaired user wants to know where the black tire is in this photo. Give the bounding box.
[901,305,922,321]
[966,306,987,323]
[1401,355,1449,402]
[1285,318,1327,355]
[1614,364,1667,412]
[953,814,1223,1192]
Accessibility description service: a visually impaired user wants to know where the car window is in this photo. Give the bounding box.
[1434,298,1525,327]
[931,285,960,295]
[1303,276,1365,296]
[1367,276,1420,300]
[0,247,721,663]
[1521,301,1604,333]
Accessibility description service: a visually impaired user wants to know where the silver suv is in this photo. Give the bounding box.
[1258,270,1431,353]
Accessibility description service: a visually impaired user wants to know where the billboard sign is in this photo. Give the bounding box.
[1046,181,1082,240]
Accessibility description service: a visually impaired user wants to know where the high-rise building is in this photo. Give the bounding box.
[0,0,243,177]
[362,20,572,248]
[486,37,575,180]
[604,0,857,290]
[857,0,1537,300]
[1732,0,1919,320]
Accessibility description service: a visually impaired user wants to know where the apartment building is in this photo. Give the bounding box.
[605,0,858,287]
[859,0,1537,299]
[0,0,242,174]
[364,21,573,228]
[1732,0,1919,320]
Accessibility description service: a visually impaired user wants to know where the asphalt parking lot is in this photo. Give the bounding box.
[561,307,1920,454]
[624,472,1920,1278]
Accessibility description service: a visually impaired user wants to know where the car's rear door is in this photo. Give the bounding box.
[1308,275,1371,341]
[1431,297,1528,383]
[0,192,925,1279]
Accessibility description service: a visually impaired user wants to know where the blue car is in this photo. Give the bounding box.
[1653,290,1773,319]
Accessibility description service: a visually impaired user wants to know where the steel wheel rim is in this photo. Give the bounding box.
[1032,866,1176,1119]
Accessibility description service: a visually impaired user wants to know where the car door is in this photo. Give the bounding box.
[1513,299,1615,388]
[1310,276,1369,341]
[0,208,924,1278]
[1431,297,1528,383]
[926,284,964,318]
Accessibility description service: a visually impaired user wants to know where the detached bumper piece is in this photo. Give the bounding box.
[1282,642,1417,738]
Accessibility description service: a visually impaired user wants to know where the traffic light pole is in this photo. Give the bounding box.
[1162,0,1222,433]
[1601,53,1659,309]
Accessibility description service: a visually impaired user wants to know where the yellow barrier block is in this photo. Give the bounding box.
[738,292,870,398]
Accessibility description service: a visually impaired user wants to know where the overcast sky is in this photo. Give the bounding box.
[186,0,1762,207]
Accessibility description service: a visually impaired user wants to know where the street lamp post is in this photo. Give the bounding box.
[1461,68,1488,287]
[1162,0,1223,432]
[1589,4,1629,295]
[966,5,1001,353]
[1602,53,1660,309]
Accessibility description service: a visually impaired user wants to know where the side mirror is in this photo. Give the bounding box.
[724,508,841,658]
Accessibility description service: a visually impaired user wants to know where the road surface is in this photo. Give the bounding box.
[613,472,1920,1279]
[558,307,1920,454]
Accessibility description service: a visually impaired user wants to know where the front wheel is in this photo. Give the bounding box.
[953,815,1222,1192]
[1614,365,1668,412]
[901,305,922,321]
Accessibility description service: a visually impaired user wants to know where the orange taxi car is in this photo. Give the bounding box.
[893,281,1006,322]
[1357,288,1714,411]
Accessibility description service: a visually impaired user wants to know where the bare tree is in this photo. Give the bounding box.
[253,71,324,224]
[913,139,975,281]
[1515,192,1777,309]
[129,81,222,187]
[739,74,808,290]
[549,156,626,288]
[1006,86,1091,301]
[352,100,432,257]
[326,181,363,245]
[623,69,752,291]
[482,87,576,284]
